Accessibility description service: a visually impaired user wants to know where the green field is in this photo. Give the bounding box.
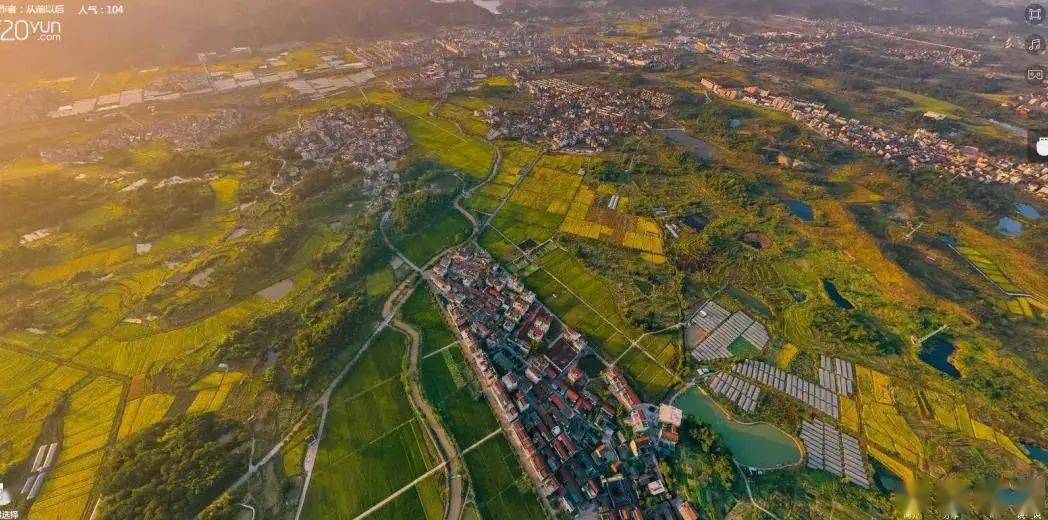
[366,267,398,297]
[302,329,439,519]
[420,347,498,448]
[393,207,471,267]
[524,248,678,399]
[464,435,545,520]
[401,287,457,356]
[381,96,495,180]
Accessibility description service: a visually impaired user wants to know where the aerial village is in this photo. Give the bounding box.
[483,79,673,152]
[430,246,699,519]
[701,78,1048,198]
[266,106,409,203]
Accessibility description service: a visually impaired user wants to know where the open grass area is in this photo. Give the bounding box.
[74,297,269,376]
[368,471,445,520]
[924,391,1029,463]
[366,267,397,297]
[466,142,541,216]
[0,158,63,182]
[60,377,123,461]
[303,327,438,519]
[492,153,592,245]
[29,449,107,519]
[952,244,1024,295]
[855,367,923,469]
[27,376,122,518]
[560,183,666,263]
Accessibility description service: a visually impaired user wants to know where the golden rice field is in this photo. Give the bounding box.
[839,396,860,433]
[29,450,107,519]
[855,367,923,468]
[0,351,87,475]
[117,393,175,439]
[187,370,248,413]
[924,391,1030,463]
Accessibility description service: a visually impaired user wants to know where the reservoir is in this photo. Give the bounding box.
[872,462,904,494]
[673,387,802,470]
[918,336,960,379]
[1016,203,1041,221]
[655,128,716,159]
[996,217,1023,238]
[822,279,854,310]
[1023,444,1048,465]
[783,199,814,222]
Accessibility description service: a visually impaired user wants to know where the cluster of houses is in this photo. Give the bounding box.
[267,106,407,175]
[882,47,982,69]
[429,247,700,519]
[483,79,672,152]
[40,109,244,164]
[1000,89,1048,117]
[266,106,407,203]
[701,78,1048,199]
[683,23,841,68]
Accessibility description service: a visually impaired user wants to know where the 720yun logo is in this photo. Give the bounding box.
[0,19,62,42]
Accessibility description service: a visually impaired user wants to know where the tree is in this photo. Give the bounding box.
[98,413,249,520]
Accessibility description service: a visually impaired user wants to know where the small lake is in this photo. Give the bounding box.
[783,199,814,222]
[655,128,716,159]
[683,213,710,232]
[872,462,905,495]
[1016,203,1042,221]
[1024,444,1048,465]
[822,279,854,310]
[674,387,802,470]
[918,336,960,379]
[939,234,958,247]
[996,217,1023,238]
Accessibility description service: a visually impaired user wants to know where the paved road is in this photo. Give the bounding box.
[391,317,466,520]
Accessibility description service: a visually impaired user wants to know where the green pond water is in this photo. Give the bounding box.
[674,387,803,469]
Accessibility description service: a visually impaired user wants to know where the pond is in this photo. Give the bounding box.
[822,279,854,310]
[673,387,802,470]
[1023,444,1048,465]
[996,217,1023,238]
[918,336,960,379]
[1016,203,1042,221]
[872,462,905,495]
[783,199,814,222]
[683,213,710,232]
[655,128,716,159]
